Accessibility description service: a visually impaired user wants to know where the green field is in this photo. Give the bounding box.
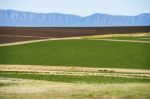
[0,71,150,84]
[0,39,150,69]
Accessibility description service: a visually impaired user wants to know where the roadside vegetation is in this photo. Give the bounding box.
[0,71,150,84]
[0,82,11,87]
[0,77,150,99]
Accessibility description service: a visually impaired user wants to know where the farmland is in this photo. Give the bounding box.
[0,27,150,99]
[0,26,150,44]
[0,38,150,69]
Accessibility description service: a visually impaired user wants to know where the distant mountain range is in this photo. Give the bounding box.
[0,9,150,27]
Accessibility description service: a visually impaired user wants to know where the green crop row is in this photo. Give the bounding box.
[0,71,150,83]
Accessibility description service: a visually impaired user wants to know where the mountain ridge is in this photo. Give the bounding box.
[0,9,150,27]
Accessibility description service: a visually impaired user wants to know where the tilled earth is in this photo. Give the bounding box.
[0,26,150,44]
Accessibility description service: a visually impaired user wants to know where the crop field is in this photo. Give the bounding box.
[0,27,150,99]
[0,37,150,69]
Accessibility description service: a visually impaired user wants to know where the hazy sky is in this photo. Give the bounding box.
[0,0,150,16]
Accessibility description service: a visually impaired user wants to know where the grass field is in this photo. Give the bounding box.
[0,38,150,69]
[0,78,150,99]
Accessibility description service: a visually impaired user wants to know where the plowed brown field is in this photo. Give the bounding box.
[0,26,150,44]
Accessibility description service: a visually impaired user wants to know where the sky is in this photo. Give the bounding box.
[0,0,150,16]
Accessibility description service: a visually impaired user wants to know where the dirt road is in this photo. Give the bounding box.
[0,64,150,79]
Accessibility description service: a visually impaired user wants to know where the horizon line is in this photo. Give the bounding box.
[1,9,150,17]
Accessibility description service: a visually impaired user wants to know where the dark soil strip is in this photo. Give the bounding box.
[0,26,150,44]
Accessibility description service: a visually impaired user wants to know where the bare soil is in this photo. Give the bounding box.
[0,26,150,44]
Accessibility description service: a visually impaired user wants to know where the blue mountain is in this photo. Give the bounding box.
[0,9,150,27]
